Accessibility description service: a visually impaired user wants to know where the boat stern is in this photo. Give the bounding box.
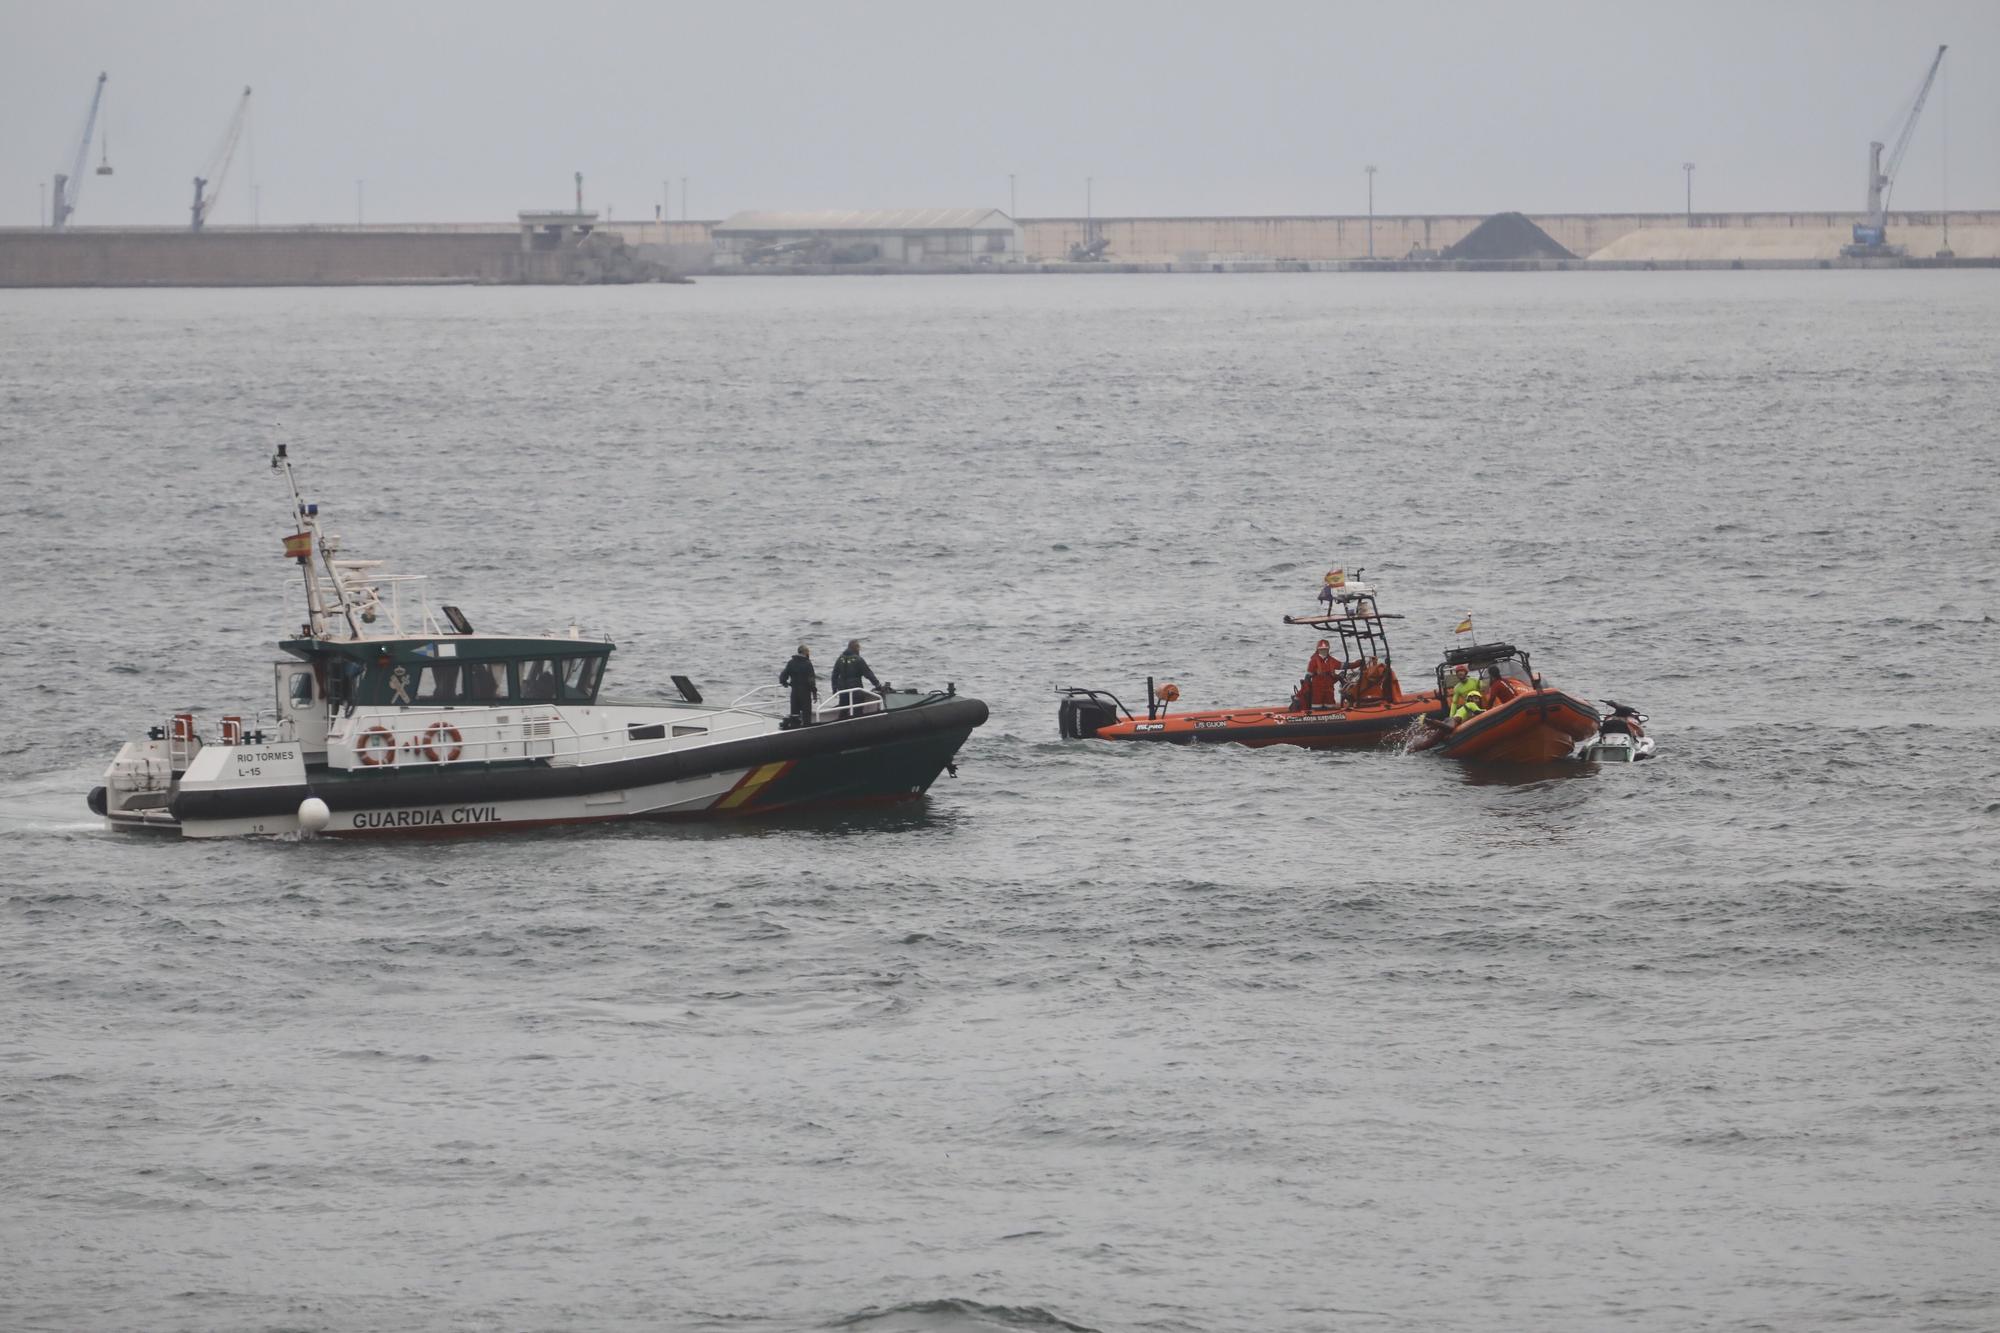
[96,736,181,832]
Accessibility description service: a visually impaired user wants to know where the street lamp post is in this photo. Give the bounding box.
[1683,162,1694,226]
[1364,165,1377,259]
[1009,173,1016,217]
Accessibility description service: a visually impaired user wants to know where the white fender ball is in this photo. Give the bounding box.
[297,796,331,834]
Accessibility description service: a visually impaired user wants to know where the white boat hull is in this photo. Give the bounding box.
[96,693,986,839]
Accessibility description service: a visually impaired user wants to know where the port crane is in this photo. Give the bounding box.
[1847,45,1946,254]
[190,86,252,232]
[51,71,110,229]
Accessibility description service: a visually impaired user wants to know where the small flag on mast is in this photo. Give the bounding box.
[1324,569,1346,588]
[283,532,312,559]
[1454,614,1474,635]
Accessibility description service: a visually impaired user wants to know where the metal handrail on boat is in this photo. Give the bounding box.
[322,698,782,771]
[815,687,884,721]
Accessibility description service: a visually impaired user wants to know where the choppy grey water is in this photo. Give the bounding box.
[2,273,1997,1332]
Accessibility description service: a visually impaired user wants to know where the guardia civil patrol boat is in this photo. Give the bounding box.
[88,446,987,838]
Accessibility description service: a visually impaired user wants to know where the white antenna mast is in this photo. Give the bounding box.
[271,444,358,638]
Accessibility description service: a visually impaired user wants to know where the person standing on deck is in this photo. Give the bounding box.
[830,639,882,717]
[779,644,817,727]
[1304,639,1343,709]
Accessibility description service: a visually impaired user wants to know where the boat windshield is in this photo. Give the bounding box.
[1436,643,1536,701]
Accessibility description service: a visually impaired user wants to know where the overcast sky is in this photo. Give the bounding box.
[5,0,1994,227]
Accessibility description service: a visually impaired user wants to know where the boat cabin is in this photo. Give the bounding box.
[276,635,614,713]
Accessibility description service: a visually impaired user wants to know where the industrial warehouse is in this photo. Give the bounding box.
[712,209,1025,267]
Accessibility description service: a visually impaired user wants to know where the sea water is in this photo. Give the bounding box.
[1,272,1996,1331]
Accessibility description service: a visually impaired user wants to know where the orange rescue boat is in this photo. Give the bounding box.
[1058,572,1446,749]
[1407,641,1601,763]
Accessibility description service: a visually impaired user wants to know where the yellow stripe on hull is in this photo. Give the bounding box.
[716,761,789,810]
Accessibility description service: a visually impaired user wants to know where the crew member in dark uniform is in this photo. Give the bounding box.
[779,644,817,727]
[829,639,882,717]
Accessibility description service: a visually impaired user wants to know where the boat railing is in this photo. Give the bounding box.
[729,683,789,711]
[321,697,786,771]
[160,708,291,769]
[287,569,441,639]
[814,687,884,722]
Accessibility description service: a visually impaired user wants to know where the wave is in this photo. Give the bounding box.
[830,1299,1100,1333]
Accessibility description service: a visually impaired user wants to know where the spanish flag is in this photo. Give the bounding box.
[1324,568,1346,588]
[283,531,312,559]
[1454,614,1474,634]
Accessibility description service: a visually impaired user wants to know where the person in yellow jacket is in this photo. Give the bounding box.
[1448,665,1484,722]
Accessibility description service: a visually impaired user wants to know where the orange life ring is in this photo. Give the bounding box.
[421,722,464,764]
[356,725,398,767]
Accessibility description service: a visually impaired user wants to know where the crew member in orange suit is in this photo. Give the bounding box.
[1304,639,1343,709]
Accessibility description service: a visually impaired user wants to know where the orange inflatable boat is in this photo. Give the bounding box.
[1057,572,1447,749]
[1407,642,1601,762]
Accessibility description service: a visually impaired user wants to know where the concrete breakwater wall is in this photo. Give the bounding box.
[1009,211,2000,263]
[602,211,2000,265]
[9,212,1999,285]
[0,229,666,287]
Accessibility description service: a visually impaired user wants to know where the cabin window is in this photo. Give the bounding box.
[407,663,495,704]
[289,671,315,705]
[558,657,603,701]
[520,658,561,701]
[413,664,461,704]
[460,663,507,703]
[514,655,604,703]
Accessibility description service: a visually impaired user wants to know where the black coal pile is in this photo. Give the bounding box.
[1441,212,1574,261]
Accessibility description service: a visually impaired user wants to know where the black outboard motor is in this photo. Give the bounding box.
[1058,689,1127,739]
